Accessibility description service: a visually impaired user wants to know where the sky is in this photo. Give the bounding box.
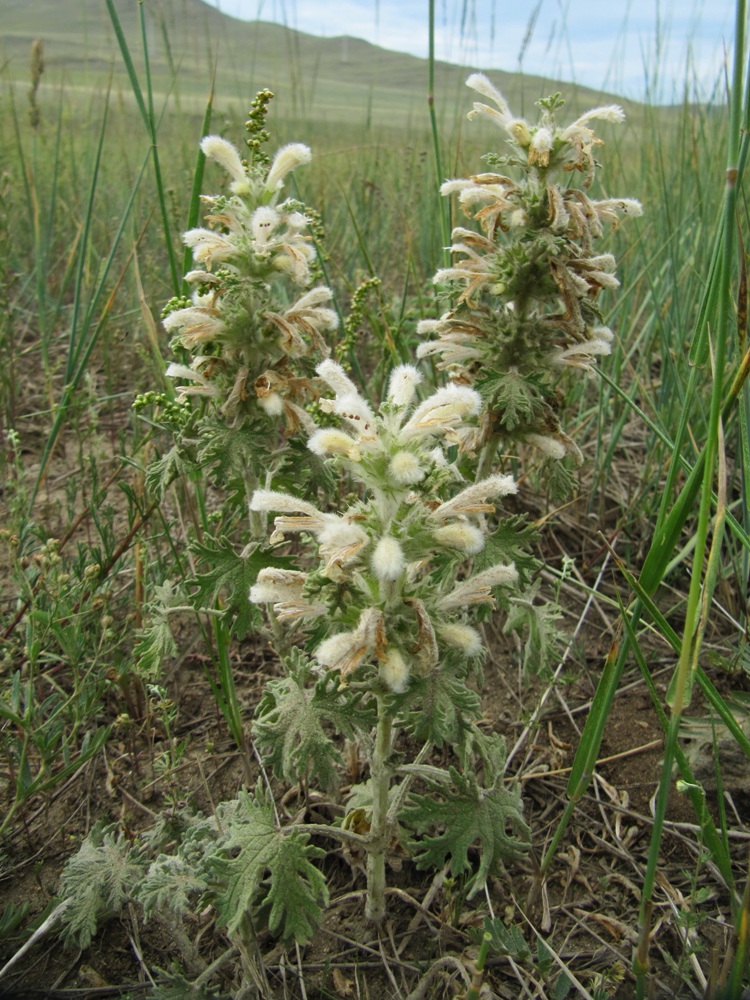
[201,0,740,102]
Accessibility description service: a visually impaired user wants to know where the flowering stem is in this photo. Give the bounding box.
[365,693,393,923]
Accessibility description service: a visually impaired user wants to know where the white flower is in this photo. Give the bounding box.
[265,143,312,192]
[184,269,221,285]
[183,227,236,267]
[388,451,424,485]
[524,434,567,460]
[569,105,625,127]
[551,339,613,371]
[437,623,483,656]
[250,489,332,539]
[429,474,517,521]
[465,73,512,117]
[251,206,280,246]
[257,392,285,416]
[322,392,378,442]
[387,364,422,407]
[592,198,643,227]
[432,523,485,555]
[380,648,410,693]
[372,537,405,581]
[308,428,361,460]
[315,607,384,680]
[317,517,369,578]
[437,563,518,610]
[250,568,307,604]
[399,384,481,441]
[589,325,615,342]
[506,119,532,146]
[200,136,251,195]
[250,489,323,519]
[529,127,553,166]
[164,362,221,399]
[465,73,513,131]
[316,359,361,396]
[163,306,225,348]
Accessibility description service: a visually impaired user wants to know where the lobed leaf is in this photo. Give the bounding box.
[403,740,530,897]
[213,785,328,943]
[254,651,375,791]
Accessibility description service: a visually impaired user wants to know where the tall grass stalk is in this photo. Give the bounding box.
[428,0,451,267]
[540,12,750,988]
[634,5,747,977]
[29,102,150,511]
[104,0,180,294]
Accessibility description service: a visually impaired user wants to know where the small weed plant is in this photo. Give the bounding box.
[39,77,644,993]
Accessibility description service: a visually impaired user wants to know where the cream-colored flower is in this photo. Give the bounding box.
[251,206,280,246]
[200,135,251,195]
[429,474,517,521]
[550,338,613,371]
[437,563,518,610]
[388,451,425,485]
[437,622,483,656]
[317,517,369,579]
[315,607,384,680]
[528,127,553,166]
[250,489,324,520]
[164,362,222,399]
[372,537,405,581]
[432,523,485,555]
[380,648,410,693]
[182,227,237,268]
[387,364,422,408]
[524,433,567,460]
[163,306,225,349]
[316,359,360,397]
[250,568,307,604]
[265,143,312,193]
[308,428,361,460]
[399,384,481,441]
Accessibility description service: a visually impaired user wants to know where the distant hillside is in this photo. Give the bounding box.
[1,0,635,127]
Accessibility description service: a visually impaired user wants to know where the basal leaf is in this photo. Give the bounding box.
[213,785,327,944]
[403,740,530,896]
[59,825,144,948]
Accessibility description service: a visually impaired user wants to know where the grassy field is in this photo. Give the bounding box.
[1,2,749,999]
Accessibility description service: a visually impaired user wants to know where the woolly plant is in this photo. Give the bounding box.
[418,75,642,475]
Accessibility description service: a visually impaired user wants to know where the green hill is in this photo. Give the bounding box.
[2,0,635,127]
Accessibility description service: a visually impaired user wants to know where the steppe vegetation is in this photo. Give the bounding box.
[1,2,750,998]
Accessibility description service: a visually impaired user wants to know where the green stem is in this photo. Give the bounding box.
[476,431,501,481]
[427,0,451,267]
[365,694,393,923]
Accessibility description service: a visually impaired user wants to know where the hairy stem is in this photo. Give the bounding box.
[365,694,393,923]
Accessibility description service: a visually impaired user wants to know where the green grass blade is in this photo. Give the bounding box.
[103,0,148,126]
[104,0,179,293]
[137,0,179,293]
[181,86,215,294]
[428,0,451,268]
[619,600,737,905]
[30,147,151,508]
